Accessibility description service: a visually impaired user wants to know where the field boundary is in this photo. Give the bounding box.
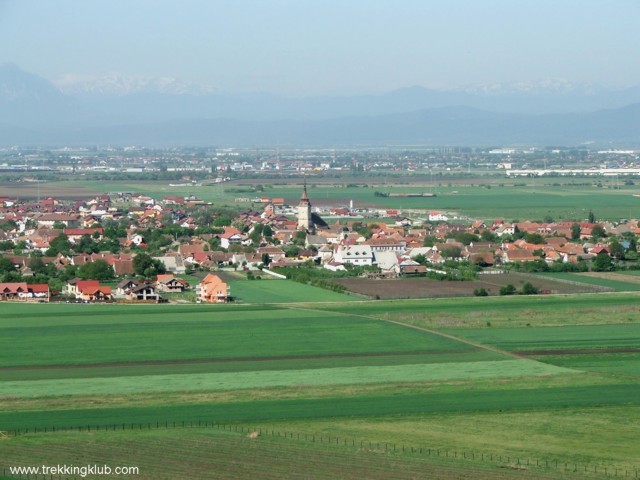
[2,422,638,480]
[381,318,524,360]
[518,272,614,292]
[285,304,524,361]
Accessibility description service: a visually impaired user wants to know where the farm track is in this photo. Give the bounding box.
[284,305,524,361]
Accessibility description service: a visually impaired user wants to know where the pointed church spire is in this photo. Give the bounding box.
[301,177,309,202]
[297,176,312,230]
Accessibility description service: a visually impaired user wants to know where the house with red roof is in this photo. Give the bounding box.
[0,283,49,302]
[155,274,189,293]
[197,274,229,303]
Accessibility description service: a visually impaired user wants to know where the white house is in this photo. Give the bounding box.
[428,211,449,222]
[333,245,374,266]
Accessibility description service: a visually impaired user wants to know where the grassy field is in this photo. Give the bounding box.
[229,278,356,303]
[439,323,640,351]
[9,177,640,220]
[538,272,640,291]
[2,427,607,480]
[2,294,640,478]
[333,273,600,299]
[0,303,463,367]
[311,291,640,327]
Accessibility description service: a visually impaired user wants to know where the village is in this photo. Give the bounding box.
[0,184,636,304]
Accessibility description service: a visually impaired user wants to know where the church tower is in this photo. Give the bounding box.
[297,181,312,230]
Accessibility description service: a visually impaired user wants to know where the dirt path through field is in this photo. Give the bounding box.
[284,305,524,361]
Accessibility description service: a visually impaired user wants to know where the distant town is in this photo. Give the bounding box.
[0,144,639,177]
[1,146,637,304]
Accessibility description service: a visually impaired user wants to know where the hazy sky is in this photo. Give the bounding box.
[1,0,639,95]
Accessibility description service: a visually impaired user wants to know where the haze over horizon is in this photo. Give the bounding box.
[1,0,639,97]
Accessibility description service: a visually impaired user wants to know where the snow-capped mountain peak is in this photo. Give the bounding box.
[54,73,219,97]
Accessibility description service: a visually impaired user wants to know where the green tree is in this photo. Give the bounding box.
[452,232,479,245]
[570,223,581,240]
[0,257,16,274]
[609,240,625,260]
[285,246,301,258]
[78,259,115,281]
[28,256,48,275]
[591,225,606,240]
[293,231,307,245]
[499,284,517,296]
[0,219,18,231]
[592,252,613,272]
[413,254,427,265]
[2,271,22,282]
[440,245,462,259]
[524,232,546,245]
[520,282,539,295]
[213,216,232,227]
[132,253,166,277]
[588,210,596,223]
[473,288,489,297]
[480,230,497,242]
[75,234,99,254]
[0,240,15,251]
[47,233,71,256]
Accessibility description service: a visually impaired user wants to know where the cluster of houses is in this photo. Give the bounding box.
[0,282,49,302]
[0,188,636,303]
[0,271,232,304]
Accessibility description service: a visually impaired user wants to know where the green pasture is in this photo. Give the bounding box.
[35,178,640,220]
[2,382,639,431]
[262,405,640,473]
[537,352,640,376]
[0,350,503,382]
[1,360,569,398]
[0,427,590,480]
[309,292,640,328]
[538,272,640,291]
[2,294,640,476]
[0,306,465,367]
[229,278,355,303]
[440,323,640,353]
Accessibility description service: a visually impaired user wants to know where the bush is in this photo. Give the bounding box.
[473,288,489,297]
[520,282,539,295]
[499,284,517,296]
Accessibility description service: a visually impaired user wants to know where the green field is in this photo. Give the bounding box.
[2,294,640,478]
[3,427,609,480]
[229,278,355,303]
[440,323,640,353]
[538,272,640,291]
[16,177,640,220]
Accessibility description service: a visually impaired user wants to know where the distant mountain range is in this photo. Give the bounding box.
[1,63,639,147]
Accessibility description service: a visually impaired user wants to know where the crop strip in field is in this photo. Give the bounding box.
[516,347,640,356]
[285,304,521,361]
[0,349,471,372]
[3,383,639,431]
[381,318,524,360]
